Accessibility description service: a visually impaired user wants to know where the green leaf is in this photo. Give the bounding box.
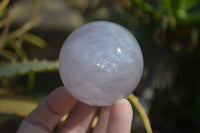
[176,0,200,24]
[179,0,199,10]
[21,33,47,49]
[0,60,58,78]
[167,0,200,25]
[0,97,38,116]
[169,0,199,13]
[168,0,181,13]
[129,0,156,15]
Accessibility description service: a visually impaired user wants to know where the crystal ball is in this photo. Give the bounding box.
[59,21,143,106]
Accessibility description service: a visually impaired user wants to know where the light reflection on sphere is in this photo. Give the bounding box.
[59,21,143,106]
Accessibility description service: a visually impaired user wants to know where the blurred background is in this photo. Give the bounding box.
[0,0,200,132]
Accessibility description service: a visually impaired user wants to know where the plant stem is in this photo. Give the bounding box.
[31,0,39,21]
[0,49,16,61]
[0,16,8,28]
[0,19,10,49]
[10,19,38,39]
[0,97,38,117]
[10,39,27,61]
[0,0,9,11]
[10,0,39,39]
[128,93,153,133]
[27,72,35,93]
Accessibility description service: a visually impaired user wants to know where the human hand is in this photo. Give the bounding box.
[17,86,133,133]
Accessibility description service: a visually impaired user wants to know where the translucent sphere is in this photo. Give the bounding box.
[59,21,143,106]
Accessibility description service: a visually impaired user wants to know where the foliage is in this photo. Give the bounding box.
[0,97,38,117]
[0,1,153,133]
[116,0,200,132]
[118,0,200,26]
[0,0,58,121]
[0,0,200,132]
[0,60,58,78]
[117,0,200,54]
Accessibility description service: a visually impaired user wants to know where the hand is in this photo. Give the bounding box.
[17,86,133,133]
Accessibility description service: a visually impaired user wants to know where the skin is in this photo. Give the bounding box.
[16,86,133,133]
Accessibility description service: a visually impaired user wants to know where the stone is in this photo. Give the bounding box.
[59,21,143,106]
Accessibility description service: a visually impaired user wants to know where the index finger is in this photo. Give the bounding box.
[17,86,76,133]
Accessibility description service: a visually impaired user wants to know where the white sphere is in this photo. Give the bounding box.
[59,21,143,106]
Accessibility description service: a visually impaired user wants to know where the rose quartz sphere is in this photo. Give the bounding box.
[59,21,143,106]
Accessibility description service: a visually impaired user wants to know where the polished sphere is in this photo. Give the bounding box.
[59,21,143,106]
